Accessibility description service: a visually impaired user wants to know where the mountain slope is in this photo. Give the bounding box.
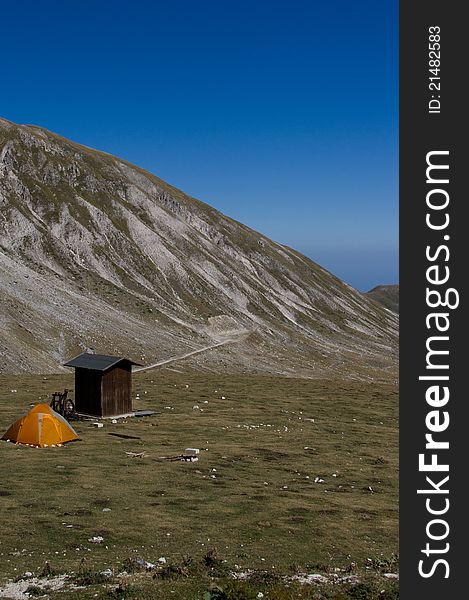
[366,285,399,314]
[0,117,398,378]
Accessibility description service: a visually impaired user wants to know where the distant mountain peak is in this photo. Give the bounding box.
[365,284,399,314]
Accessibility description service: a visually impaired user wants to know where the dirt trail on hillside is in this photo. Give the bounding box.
[133,334,245,373]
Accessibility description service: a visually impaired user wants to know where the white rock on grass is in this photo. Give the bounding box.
[0,574,69,599]
[136,558,155,570]
[291,573,328,584]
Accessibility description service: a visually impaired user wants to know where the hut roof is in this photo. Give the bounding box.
[63,352,142,371]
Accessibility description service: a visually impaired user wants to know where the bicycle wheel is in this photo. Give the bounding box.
[64,399,75,416]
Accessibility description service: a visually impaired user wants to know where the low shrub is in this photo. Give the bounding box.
[24,586,43,597]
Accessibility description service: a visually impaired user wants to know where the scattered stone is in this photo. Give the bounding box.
[136,558,156,570]
[292,573,328,584]
[338,575,360,584]
[0,574,69,599]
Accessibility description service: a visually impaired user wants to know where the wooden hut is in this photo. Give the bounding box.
[63,353,141,417]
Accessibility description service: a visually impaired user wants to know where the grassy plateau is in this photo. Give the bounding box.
[0,371,398,599]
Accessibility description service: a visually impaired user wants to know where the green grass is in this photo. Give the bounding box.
[0,372,398,598]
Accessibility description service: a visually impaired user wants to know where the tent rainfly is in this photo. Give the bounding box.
[1,403,79,448]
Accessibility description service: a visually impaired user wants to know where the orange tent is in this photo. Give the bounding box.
[1,403,79,448]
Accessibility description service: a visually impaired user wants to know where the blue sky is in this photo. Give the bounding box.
[2,0,397,291]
